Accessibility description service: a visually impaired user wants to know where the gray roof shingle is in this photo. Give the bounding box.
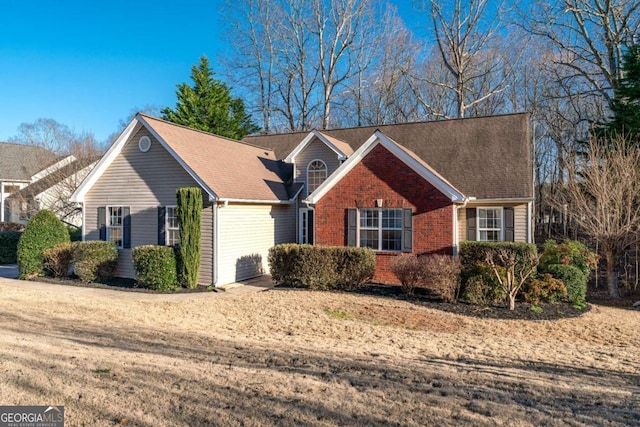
[244,113,532,200]
[0,142,58,181]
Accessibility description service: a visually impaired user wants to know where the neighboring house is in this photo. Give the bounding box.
[5,157,99,226]
[71,112,533,286]
[0,142,60,223]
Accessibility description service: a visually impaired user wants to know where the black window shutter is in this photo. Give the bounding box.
[466,208,477,241]
[123,207,131,249]
[504,207,515,242]
[347,208,357,246]
[98,207,106,241]
[402,208,413,252]
[158,206,166,246]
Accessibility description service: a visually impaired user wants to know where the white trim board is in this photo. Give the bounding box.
[285,130,349,163]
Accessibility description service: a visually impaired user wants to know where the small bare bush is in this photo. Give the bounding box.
[422,255,462,303]
[390,254,426,295]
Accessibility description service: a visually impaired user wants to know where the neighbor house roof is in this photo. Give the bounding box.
[73,115,292,203]
[245,113,533,200]
[0,142,59,181]
[9,157,99,199]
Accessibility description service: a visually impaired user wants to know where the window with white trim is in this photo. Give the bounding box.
[307,160,327,195]
[359,208,403,251]
[107,206,124,248]
[166,206,180,246]
[478,207,502,242]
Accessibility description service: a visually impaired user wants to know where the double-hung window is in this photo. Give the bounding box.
[478,207,502,242]
[359,208,403,251]
[107,206,124,248]
[166,206,180,246]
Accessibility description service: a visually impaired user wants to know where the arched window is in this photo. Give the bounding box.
[307,160,327,195]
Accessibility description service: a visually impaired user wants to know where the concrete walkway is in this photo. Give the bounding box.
[0,265,274,302]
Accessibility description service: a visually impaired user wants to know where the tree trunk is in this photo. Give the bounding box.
[508,293,516,311]
[605,249,620,299]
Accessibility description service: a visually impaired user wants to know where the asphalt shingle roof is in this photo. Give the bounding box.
[245,113,533,200]
[0,143,58,181]
[140,115,291,201]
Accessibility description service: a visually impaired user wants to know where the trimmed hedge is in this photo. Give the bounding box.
[546,264,587,308]
[459,241,538,271]
[73,241,118,282]
[268,244,375,290]
[42,242,76,278]
[460,263,506,305]
[133,245,178,291]
[459,242,537,305]
[17,210,70,279]
[0,231,22,263]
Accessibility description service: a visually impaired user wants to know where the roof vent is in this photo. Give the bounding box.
[138,136,151,153]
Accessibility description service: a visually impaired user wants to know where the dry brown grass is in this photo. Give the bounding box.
[0,283,638,426]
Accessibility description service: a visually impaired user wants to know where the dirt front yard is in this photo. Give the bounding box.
[0,282,638,426]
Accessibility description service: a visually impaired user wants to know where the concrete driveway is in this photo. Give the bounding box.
[0,264,18,279]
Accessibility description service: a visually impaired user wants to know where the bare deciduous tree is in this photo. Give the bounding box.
[414,0,511,118]
[485,248,539,310]
[560,134,640,298]
[522,0,640,106]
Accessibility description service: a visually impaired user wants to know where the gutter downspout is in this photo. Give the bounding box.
[213,203,219,286]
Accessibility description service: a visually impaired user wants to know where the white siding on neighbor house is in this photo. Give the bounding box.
[457,203,529,243]
[217,203,295,284]
[294,138,343,195]
[84,126,214,284]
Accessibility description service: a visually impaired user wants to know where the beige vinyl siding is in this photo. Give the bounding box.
[295,138,342,195]
[84,126,213,284]
[217,203,295,284]
[458,203,529,243]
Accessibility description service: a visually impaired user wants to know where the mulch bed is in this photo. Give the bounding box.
[353,284,591,321]
[31,276,216,294]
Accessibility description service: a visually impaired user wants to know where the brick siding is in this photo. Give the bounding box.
[315,143,454,284]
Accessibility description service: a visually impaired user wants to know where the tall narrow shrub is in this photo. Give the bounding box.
[177,187,202,288]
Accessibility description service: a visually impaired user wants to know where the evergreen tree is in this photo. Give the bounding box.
[607,45,640,141]
[162,56,259,139]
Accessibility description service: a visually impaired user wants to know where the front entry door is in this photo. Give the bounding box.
[299,208,314,244]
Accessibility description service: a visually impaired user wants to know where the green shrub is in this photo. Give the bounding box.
[422,254,462,303]
[522,273,568,305]
[73,241,118,282]
[17,210,70,279]
[390,254,425,295]
[0,230,22,263]
[459,241,538,272]
[332,246,376,290]
[177,187,202,288]
[268,244,375,290]
[42,242,76,278]
[133,245,178,290]
[67,225,82,242]
[546,264,587,308]
[0,222,25,231]
[460,263,506,305]
[539,240,598,277]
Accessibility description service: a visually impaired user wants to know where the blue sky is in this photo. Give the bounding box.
[0,1,421,144]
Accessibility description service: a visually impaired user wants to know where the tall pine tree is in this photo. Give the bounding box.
[162,56,259,139]
[607,45,640,142]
